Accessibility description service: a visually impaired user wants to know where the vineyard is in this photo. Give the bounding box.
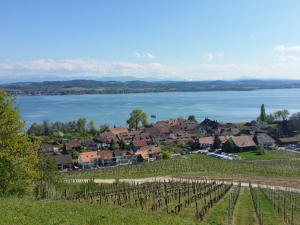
[29,150,300,224]
[33,177,300,224]
[64,157,300,188]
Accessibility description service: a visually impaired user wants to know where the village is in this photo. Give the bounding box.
[37,117,300,171]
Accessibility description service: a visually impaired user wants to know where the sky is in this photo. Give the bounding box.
[0,0,300,81]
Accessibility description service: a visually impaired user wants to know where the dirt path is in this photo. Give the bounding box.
[69,176,300,192]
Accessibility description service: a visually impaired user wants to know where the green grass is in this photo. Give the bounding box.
[201,187,233,225]
[232,187,258,225]
[0,197,198,225]
[253,188,285,225]
[234,151,286,160]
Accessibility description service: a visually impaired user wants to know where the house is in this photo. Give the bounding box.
[140,145,162,159]
[277,137,299,146]
[131,140,148,152]
[81,139,98,151]
[50,155,73,170]
[93,131,119,148]
[194,126,208,136]
[99,151,115,166]
[231,136,256,151]
[144,127,167,144]
[78,151,99,168]
[113,150,124,163]
[64,140,81,151]
[255,133,276,149]
[39,143,55,156]
[131,150,149,163]
[197,136,214,149]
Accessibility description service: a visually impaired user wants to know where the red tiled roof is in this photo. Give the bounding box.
[79,151,99,163]
[132,140,148,148]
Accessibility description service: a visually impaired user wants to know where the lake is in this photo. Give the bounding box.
[16,89,300,129]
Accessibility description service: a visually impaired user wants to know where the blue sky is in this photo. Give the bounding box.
[1,0,300,81]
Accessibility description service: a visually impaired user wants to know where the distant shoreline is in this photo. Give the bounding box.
[2,79,300,96]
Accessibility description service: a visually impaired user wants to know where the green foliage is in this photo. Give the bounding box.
[87,119,97,135]
[99,124,109,133]
[187,115,196,120]
[177,116,185,121]
[255,145,265,155]
[0,90,40,196]
[260,104,266,122]
[224,138,235,153]
[212,134,222,150]
[126,109,148,130]
[34,152,62,199]
[76,118,87,133]
[161,151,171,159]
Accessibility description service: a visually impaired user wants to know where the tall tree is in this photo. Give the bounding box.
[212,134,222,150]
[188,115,196,121]
[260,104,266,122]
[99,124,109,133]
[76,118,87,133]
[0,90,39,196]
[87,119,97,135]
[126,109,148,130]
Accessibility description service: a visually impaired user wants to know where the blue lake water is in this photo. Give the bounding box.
[16,89,300,129]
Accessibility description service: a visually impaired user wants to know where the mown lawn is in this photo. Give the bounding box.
[234,151,286,160]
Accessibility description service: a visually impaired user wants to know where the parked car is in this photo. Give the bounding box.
[110,162,118,166]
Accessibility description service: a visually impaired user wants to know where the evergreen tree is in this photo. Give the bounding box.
[260,104,266,122]
[212,134,222,150]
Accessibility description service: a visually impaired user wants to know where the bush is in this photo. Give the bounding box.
[255,145,265,155]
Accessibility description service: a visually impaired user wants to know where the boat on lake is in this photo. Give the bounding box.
[151,115,156,118]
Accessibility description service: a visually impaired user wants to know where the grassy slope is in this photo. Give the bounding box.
[232,187,258,225]
[0,197,198,225]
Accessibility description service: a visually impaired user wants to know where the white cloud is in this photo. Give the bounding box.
[277,55,300,61]
[204,53,214,61]
[132,52,141,58]
[132,52,155,59]
[216,53,224,58]
[1,58,300,80]
[274,45,300,51]
[145,53,155,59]
[204,53,223,61]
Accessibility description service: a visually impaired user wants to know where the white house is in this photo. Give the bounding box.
[78,151,99,168]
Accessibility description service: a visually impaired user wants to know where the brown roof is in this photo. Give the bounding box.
[65,140,81,151]
[99,151,115,160]
[132,140,148,148]
[198,136,214,145]
[278,137,299,143]
[109,127,129,135]
[218,136,232,144]
[231,136,256,148]
[135,150,149,159]
[50,155,72,165]
[40,143,54,153]
[140,145,162,154]
[79,151,99,163]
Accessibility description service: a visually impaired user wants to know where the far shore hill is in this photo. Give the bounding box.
[2,78,300,96]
